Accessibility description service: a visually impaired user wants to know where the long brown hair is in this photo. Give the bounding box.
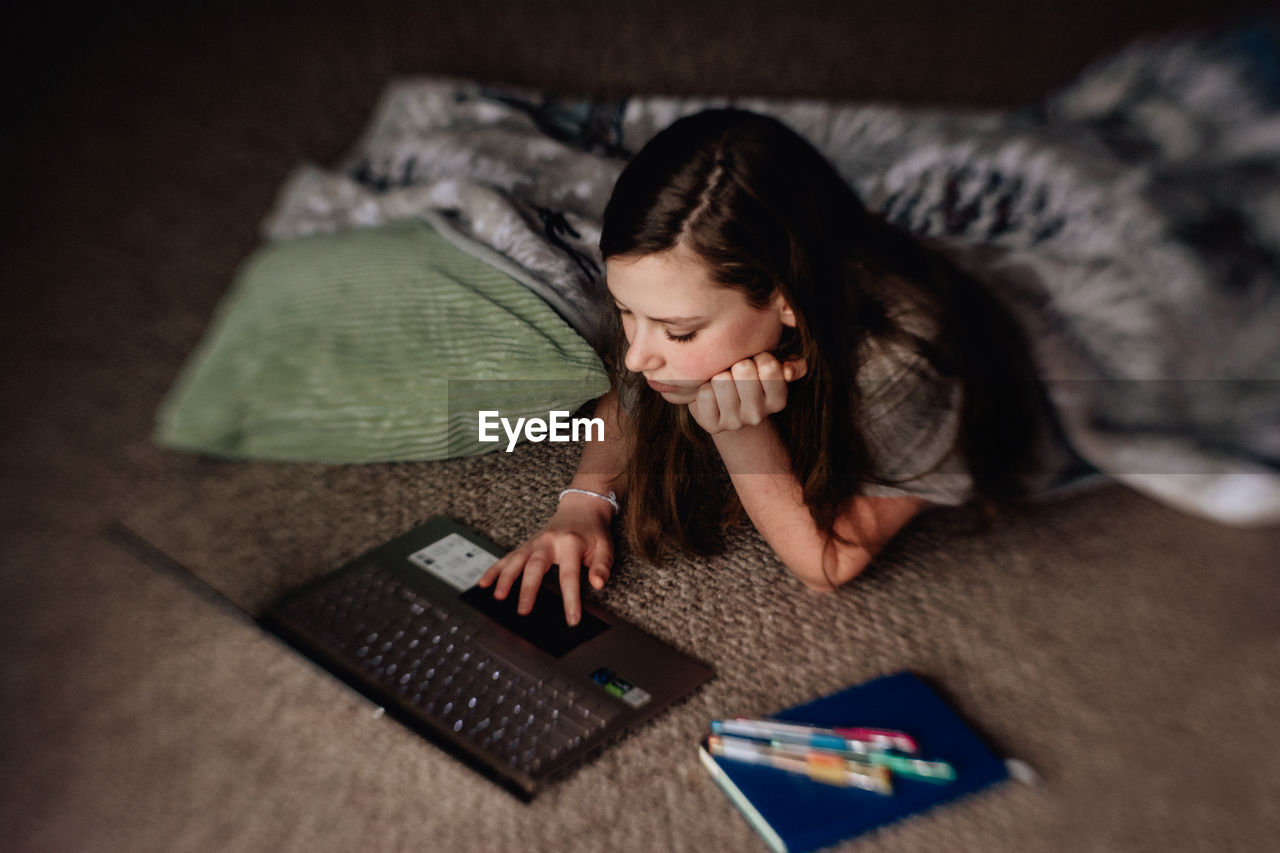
[599,108,1043,566]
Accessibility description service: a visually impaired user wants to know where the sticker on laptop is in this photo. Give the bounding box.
[407,533,499,590]
[590,667,652,709]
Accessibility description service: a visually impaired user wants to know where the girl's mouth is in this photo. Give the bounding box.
[645,377,685,394]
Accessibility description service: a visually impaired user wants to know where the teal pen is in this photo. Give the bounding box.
[796,744,956,783]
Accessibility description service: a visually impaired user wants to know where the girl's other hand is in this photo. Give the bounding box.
[474,496,615,626]
[688,352,807,435]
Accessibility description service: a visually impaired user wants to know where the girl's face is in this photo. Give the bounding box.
[606,245,796,405]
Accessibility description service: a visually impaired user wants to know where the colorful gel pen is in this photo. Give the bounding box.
[843,749,956,783]
[710,719,956,783]
[711,718,918,754]
[835,727,919,754]
[761,733,956,783]
[708,735,894,794]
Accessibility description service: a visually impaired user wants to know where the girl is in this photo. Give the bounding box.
[478,108,1065,625]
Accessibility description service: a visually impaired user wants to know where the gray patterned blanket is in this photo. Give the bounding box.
[262,14,1280,526]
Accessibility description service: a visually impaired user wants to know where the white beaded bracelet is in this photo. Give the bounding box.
[558,488,620,514]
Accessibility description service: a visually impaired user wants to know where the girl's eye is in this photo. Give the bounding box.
[665,330,697,343]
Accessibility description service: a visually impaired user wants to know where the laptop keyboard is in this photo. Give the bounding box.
[276,561,620,776]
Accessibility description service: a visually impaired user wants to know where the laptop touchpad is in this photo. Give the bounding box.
[459,578,609,658]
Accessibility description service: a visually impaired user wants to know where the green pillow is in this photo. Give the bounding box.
[155,220,609,463]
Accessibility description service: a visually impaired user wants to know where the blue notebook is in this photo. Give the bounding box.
[697,671,1011,853]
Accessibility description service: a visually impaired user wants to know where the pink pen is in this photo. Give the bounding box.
[832,727,918,754]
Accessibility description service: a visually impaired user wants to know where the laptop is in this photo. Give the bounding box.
[262,516,715,800]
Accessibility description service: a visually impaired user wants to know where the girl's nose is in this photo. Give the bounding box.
[624,329,661,373]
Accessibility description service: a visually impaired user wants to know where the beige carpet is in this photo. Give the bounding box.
[3,1,1277,850]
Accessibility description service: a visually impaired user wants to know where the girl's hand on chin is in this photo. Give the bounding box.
[688,352,807,435]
